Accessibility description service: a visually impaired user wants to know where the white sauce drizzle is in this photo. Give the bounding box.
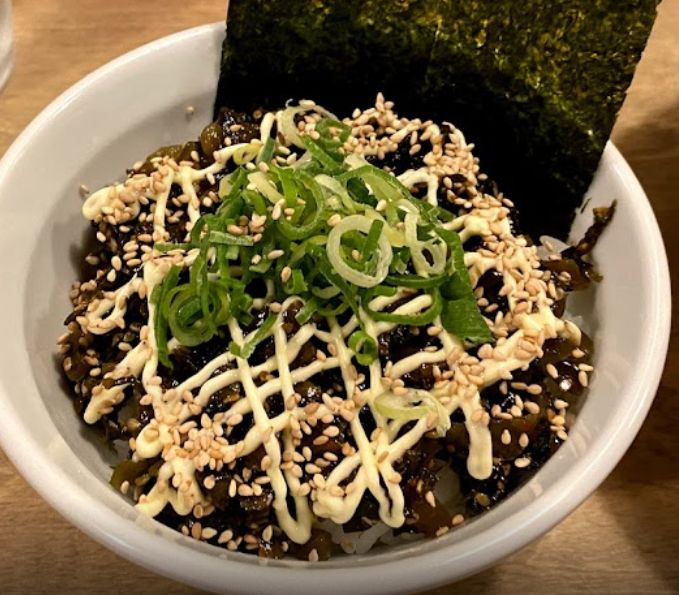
[77,105,584,545]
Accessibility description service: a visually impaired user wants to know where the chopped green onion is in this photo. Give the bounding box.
[374,391,430,422]
[362,219,384,261]
[295,298,320,325]
[440,299,493,346]
[283,269,307,295]
[230,314,277,359]
[437,228,493,345]
[189,214,218,246]
[362,285,398,300]
[208,230,255,246]
[248,171,284,204]
[250,257,273,274]
[257,136,276,164]
[316,299,350,318]
[232,142,261,165]
[312,248,361,315]
[348,330,378,365]
[316,118,351,143]
[338,163,411,203]
[315,174,357,213]
[154,242,192,253]
[326,214,392,288]
[301,136,343,172]
[276,166,300,208]
[374,389,450,437]
[275,171,325,240]
[404,212,448,277]
[217,167,248,200]
[224,245,240,260]
[311,285,341,299]
[242,189,269,215]
[277,106,305,148]
[385,273,448,289]
[152,266,181,368]
[364,289,442,326]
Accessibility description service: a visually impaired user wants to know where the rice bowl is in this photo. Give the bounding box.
[0,23,670,594]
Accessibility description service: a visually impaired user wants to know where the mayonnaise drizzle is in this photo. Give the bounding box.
[77,105,583,545]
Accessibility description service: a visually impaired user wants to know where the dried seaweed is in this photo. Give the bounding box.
[421,1,657,237]
[215,0,441,115]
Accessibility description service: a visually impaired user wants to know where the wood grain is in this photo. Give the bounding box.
[0,1,678,593]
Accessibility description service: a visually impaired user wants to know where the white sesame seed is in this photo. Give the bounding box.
[271,200,284,220]
[552,414,566,427]
[425,490,436,508]
[201,527,218,540]
[323,425,340,437]
[238,484,254,497]
[524,401,540,414]
[226,224,244,236]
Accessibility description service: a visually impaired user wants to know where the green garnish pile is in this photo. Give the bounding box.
[151,117,492,369]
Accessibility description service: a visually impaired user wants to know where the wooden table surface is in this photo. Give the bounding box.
[1,1,678,593]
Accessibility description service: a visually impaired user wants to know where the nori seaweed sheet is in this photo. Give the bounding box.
[216,0,441,115]
[215,0,658,238]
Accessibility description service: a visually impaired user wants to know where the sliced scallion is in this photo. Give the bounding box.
[230,313,277,359]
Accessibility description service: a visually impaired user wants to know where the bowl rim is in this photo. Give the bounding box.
[0,21,671,595]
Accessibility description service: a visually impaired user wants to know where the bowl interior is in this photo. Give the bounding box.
[0,23,670,595]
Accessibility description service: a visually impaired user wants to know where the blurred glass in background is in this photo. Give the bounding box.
[0,0,13,92]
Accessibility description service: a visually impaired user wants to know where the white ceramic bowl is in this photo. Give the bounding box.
[0,23,671,594]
